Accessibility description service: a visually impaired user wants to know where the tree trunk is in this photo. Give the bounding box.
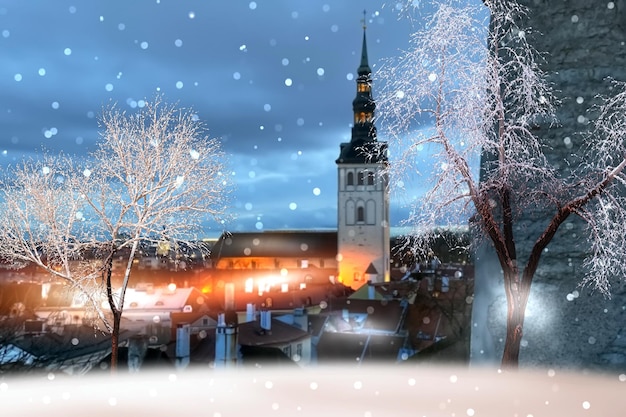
[110,311,121,374]
[501,296,524,368]
[501,275,530,369]
[103,244,121,375]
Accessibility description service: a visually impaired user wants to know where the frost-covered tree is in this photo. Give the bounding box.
[377,0,626,367]
[0,98,230,372]
[0,156,112,331]
[83,98,230,372]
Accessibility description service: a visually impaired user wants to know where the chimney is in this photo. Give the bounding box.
[215,312,239,368]
[224,282,235,311]
[175,323,190,370]
[293,307,308,332]
[217,312,226,327]
[260,309,271,332]
[246,303,256,322]
[128,335,148,373]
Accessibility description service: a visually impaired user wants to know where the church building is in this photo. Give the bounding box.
[210,23,391,293]
[335,23,390,289]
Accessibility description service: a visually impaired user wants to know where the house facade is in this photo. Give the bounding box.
[210,230,339,297]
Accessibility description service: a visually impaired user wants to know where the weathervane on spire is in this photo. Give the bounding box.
[362,9,367,30]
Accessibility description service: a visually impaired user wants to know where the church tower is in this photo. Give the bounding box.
[336,20,390,289]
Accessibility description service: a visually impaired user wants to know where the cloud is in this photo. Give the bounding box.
[0,0,438,233]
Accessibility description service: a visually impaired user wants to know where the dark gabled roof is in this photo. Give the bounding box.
[165,325,303,368]
[210,230,338,261]
[238,345,299,368]
[316,332,405,364]
[330,298,406,333]
[365,263,378,275]
[11,325,133,362]
[350,280,419,302]
[238,318,309,348]
[95,346,173,372]
[308,314,329,338]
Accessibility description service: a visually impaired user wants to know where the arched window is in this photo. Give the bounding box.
[357,205,365,223]
[347,171,354,186]
[366,200,376,224]
[367,171,375,186]
[346,200,356,225]
[357,171,366,185]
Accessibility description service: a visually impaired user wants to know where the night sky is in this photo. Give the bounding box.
[0,1,480,236]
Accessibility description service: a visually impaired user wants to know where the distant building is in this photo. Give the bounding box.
[33,283,211,347]
[114,284,210,346]
[209,230,339,298]
[209,24,390,293]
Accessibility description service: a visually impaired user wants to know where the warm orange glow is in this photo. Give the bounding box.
[338,251,373,289]
[201,285,212,294]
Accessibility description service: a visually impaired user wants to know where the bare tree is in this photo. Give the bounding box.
[0,97,230,373]
[377,0,626,368]
[82,98,230,372]
[0,155,112,331]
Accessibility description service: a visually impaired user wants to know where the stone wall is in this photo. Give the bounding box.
[472,0,626,371]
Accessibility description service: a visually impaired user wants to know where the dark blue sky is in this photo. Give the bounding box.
[0,1,479,236]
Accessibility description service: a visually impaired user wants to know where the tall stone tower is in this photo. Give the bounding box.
[336,22,390,289]
[472,0,626,370]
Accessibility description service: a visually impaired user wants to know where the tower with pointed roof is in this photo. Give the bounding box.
[335,18,390,289]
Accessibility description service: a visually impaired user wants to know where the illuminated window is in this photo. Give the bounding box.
[245,278,254,293]
[347,171,354,186]
[354,112,372,124]
[357,83,370,93]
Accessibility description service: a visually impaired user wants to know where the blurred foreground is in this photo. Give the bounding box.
[1,365,623,416]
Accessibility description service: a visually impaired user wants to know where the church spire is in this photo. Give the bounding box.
[336,11,386,164]
[351,10,376,145]
[358,10,371,76]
